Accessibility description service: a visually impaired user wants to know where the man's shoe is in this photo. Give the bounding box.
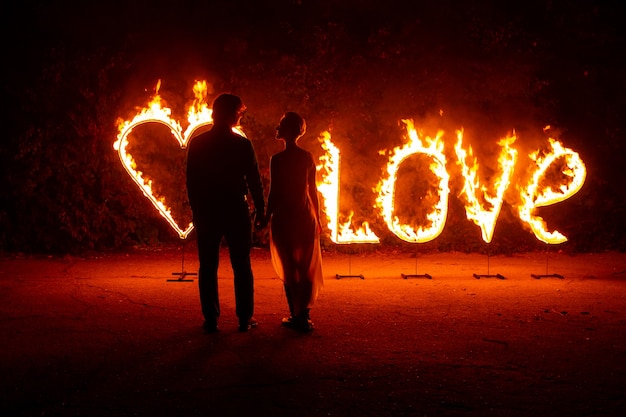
[203,321,219,334]
[282,316,295,328]
[297,318,314,332]
[239,317,258,332]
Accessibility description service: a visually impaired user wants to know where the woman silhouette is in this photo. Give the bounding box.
[266,112,324,332]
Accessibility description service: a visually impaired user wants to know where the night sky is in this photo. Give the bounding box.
[2,0,625,253]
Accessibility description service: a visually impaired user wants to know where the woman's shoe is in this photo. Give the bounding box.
[284,316,313,332]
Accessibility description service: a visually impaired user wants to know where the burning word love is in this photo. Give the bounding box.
[115,80,586,245]
[318,120,585,245]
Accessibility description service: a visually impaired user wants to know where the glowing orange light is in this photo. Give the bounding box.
[517,137,586,244]
[455,130,518,243]
[184,80,213,139]
[115,80,588,246]
[114,80,241,239]
[316,131,380,243]
[374,119,450,243]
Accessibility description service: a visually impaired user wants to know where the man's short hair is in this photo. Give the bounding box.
[212,93,243,123]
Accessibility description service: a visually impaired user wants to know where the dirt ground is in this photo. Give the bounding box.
[1,246,625,417]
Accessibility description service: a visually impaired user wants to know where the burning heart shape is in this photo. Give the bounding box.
[114,86,215,239]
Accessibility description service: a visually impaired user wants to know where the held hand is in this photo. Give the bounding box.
[254,211,268,229]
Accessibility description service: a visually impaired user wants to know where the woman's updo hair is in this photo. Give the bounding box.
[281,112,306,137]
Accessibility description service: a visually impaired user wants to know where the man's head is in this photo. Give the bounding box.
[212,93,246,126]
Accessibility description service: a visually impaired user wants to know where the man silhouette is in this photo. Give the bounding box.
[186,93,266,333]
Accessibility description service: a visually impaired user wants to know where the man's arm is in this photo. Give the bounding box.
[185,141,200,211]
[244,141,266,228]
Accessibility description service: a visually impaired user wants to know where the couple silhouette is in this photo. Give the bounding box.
[186,93,323,333]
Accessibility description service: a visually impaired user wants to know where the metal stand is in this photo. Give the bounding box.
[336,252,364,279]
[168,240,197,282]
[473,243,505,279]
[531,244,563,279]
[401,247,431,279]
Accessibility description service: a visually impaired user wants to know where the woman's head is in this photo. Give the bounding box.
[276,112,306,142]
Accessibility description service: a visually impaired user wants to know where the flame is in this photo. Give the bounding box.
[316,131,380,243]
[184,80,213,139]
[517,138,586,243]
[374,119,450,243]
[114,80,231,239]
[455,130,518,243]
[115,80,588,246]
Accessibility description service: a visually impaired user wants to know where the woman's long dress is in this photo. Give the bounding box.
[268,146,323,317]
